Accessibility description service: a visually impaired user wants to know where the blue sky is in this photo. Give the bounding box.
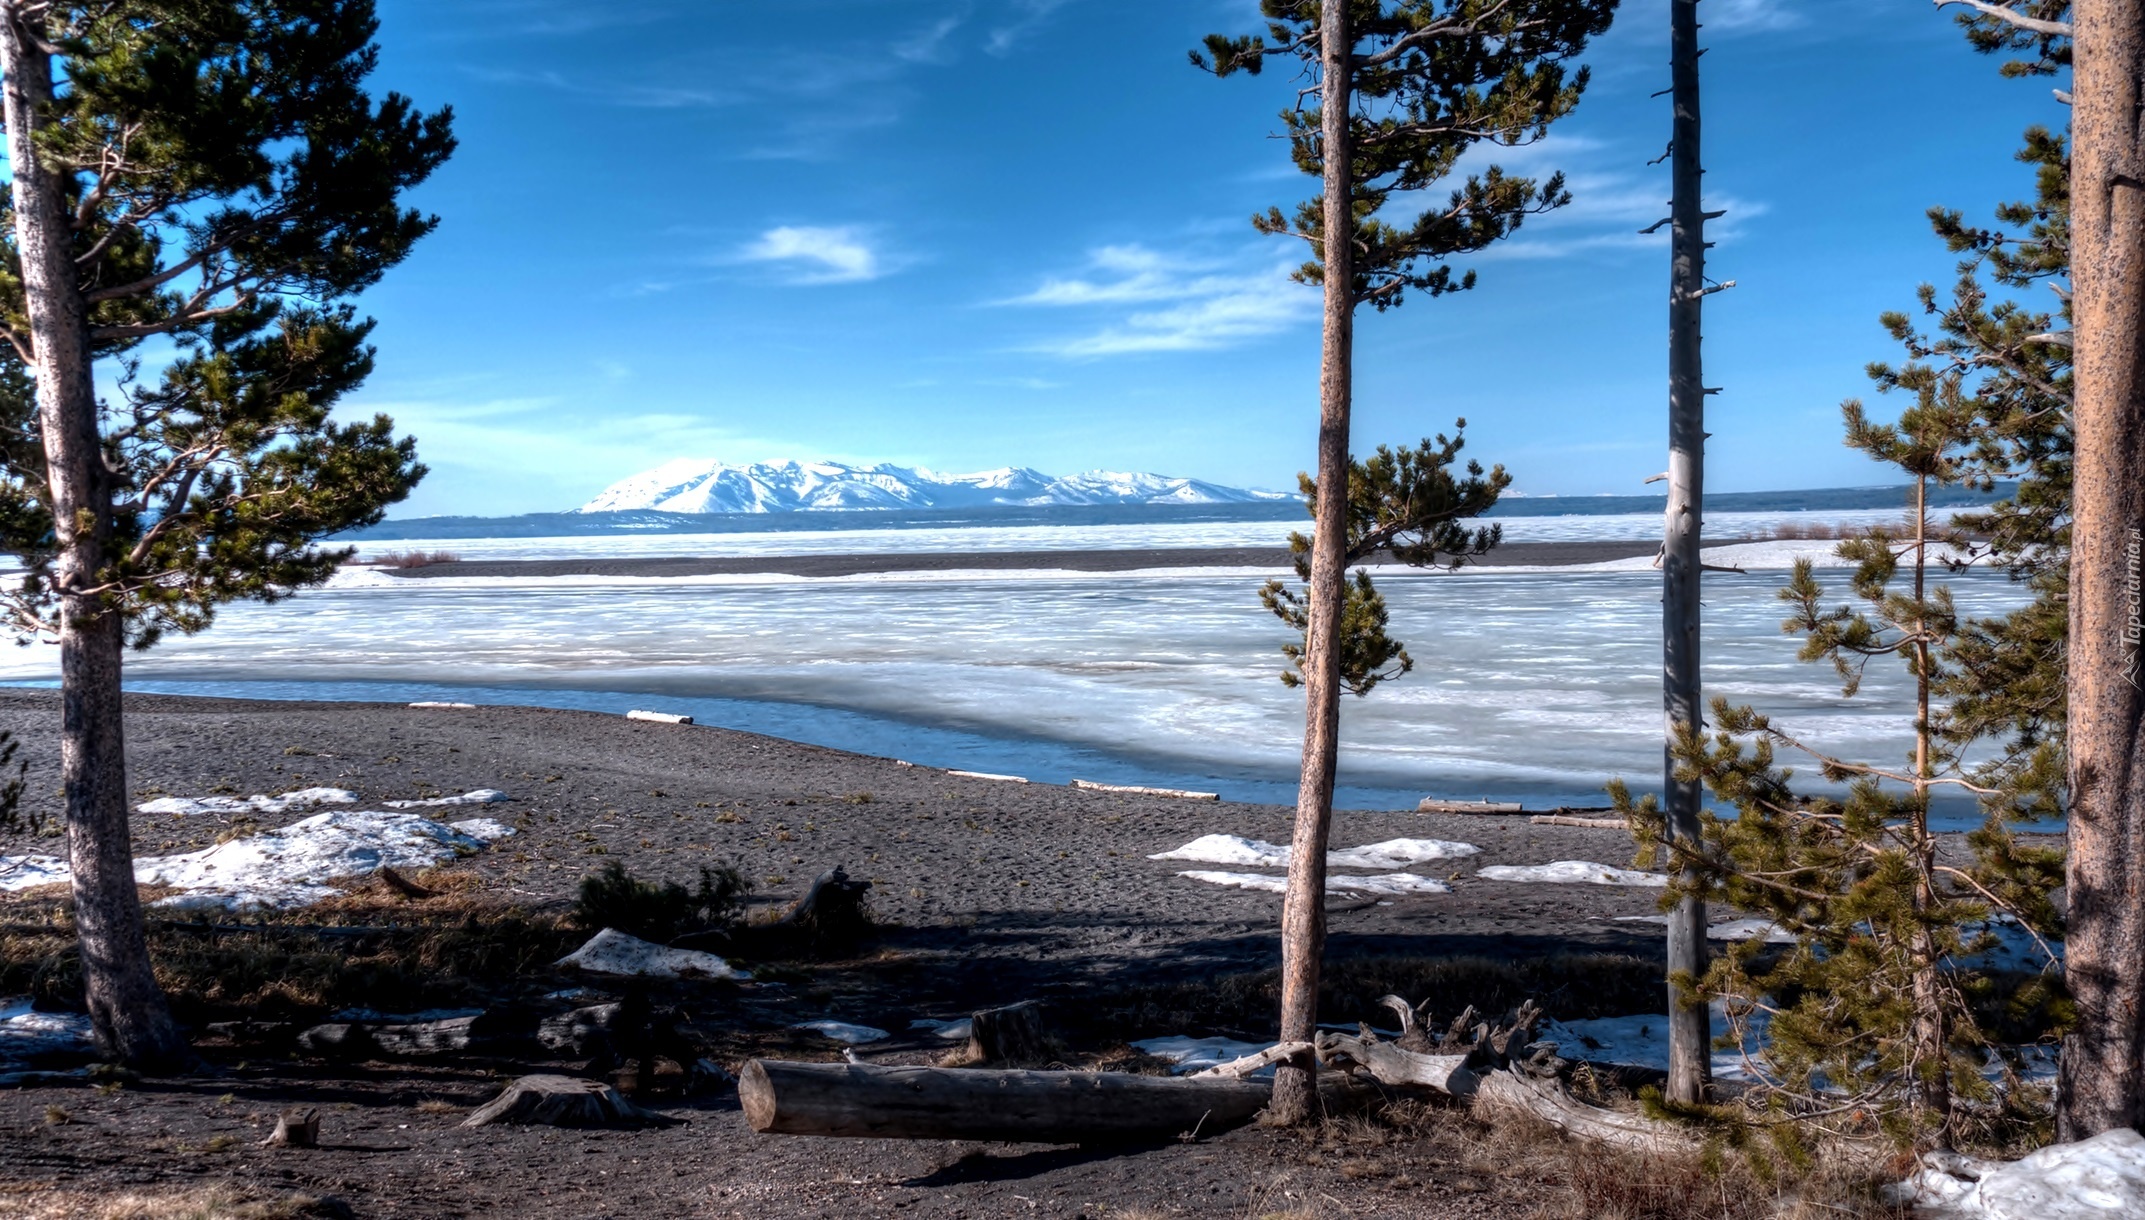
[352,0,2067,517]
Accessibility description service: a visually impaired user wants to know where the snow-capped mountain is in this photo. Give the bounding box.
[576,459,1288,514]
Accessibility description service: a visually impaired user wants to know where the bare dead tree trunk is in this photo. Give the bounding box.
[2060,0,2145,1142]
[1661,0,1711,1108]
[0,3,183,1068]
[1270,0,1354,1127]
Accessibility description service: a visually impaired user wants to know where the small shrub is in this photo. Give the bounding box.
[572,860,750,943]
[370,549,460,569]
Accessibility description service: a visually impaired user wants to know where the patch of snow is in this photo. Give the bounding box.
[1129,1035,1272,1075]
[134,810,497,912]
[331,1007,484,1024]
[0,855,67,892]
[544,988,611,1005]
[1537,1001,1771,1083]
[793,1020,891,1044]
[0,810,511,910]
[1175,870,1449,897]
[908,1018,973,1042]
[408,701,476,709]
[554,928,749,981]
[384,789,509,809]
[1614,915,1795,943]
[1177,869,1288,893]
[445,818,516,844]
[1151,834,1478,869]
[137,787,357,816]
[1328,838,1481,868]
[0,1000,96,1065]
[1897,1127,2145,1219]
[1476,860,1668,887]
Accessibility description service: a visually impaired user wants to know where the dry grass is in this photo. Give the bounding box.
[0,885,577,1023]
[0,1185,351,1220]
[1291,1095,1910,1220]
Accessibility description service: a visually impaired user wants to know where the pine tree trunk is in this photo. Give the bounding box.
[1910,477,1950,1137]
[1270,0,1354,1127]
[2060,0,2145,1142]
[0,2,184,1069]
[1661,0,1711,1108]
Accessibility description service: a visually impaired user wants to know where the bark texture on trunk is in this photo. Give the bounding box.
[2060,0,2145,1142]
[0,2,183,1068]
[1661,0,1710,1107]
[1270,0,1355,1127]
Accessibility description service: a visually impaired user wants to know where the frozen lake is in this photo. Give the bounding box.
[0,545,2032,816]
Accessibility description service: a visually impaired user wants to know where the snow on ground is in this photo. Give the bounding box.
[554,928,749,981]
[909,1018,973,1042]
[1129,1035,1272,1074]
[1539,1000,1772,1082]
[384,789,509,808]
[1614,914,1795,942]
[792,1020,891,1044]
[1150,834,1478,868]
[0,809,516,911]
[1898,1127,2145,1219]
[1175,870,1449,896]
[0,999,95,1065]
[1476,860,1668,887]
[137,787,357,816]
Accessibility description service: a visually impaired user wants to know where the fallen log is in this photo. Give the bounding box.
[261,1109,319,1148]
[1474,1069,1696,1153]
[1417,799,1524,814]
[461,1074,675,1129]
[1529,814,1627,830]
[1069,779,1219,800]
[1192,1041,1314,1079]
[739,1059,1274,1142]
[1316,1031,1479,1096]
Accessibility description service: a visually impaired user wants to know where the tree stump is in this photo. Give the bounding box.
[774,866,872,953]
[460,1074,676,1129]
[962,1000,1050,1065]
[261,1108,319,1148]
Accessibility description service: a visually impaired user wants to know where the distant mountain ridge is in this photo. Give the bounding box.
[577,458,1290,514]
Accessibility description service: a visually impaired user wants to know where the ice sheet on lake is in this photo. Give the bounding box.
[0,999,96,1064]
[1897,1127,2145,1219]
[554,928,749,981]
[1130,1035,1272,1075]
[1611,915,2062,968]
[0,810,509,910]
[137,787,357,816]
[1176,869,1449,897]
[384,789,508,808]
[1151,834,1477,869]
[793,1020,890,1044]
[1477,860,1668,887]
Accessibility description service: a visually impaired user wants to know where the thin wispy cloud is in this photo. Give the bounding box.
[986,0,1073,56]
[740,226,884,284]
[895,12,968,63]
[1005,245,1317,357]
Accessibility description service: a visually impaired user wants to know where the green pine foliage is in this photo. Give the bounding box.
[1260,426,1509,694]
[0,0,450,642]
[1613,395,2066,1148]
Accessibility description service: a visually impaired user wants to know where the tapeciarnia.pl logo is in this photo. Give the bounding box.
[2125,526,2143,690]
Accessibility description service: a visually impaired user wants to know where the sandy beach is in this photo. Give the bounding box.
[0,688,1732,1218]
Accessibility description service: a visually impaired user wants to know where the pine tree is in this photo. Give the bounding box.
[1198,0,1617,1121]
[0,0,449,1066]
[1259,426,1510,697]
[1619,395,2066,1147]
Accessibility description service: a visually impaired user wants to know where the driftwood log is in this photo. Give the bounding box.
[1316,1031,1480,1096]
[740,1060,1274,1142]
[460,1074,675,1129]
[1529,814,1627,829]
[261,1108,319,1148]
[296,1010,536,1059]
[1475,1069,1696,1153]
